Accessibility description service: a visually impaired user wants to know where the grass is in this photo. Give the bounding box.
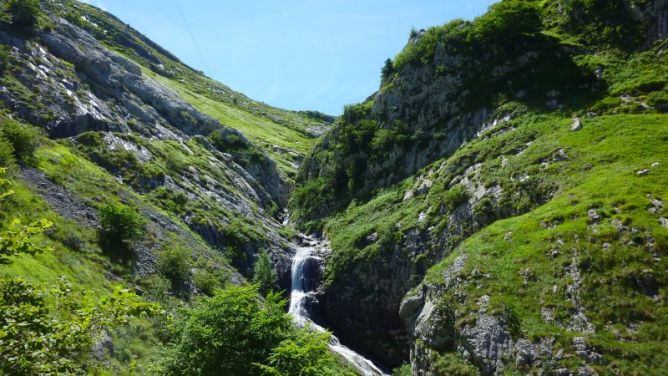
[145,69,314,177]
[314,109,667,373]
[0,135,245,373]
[430,114,667,373]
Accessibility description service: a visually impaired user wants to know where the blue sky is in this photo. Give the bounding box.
[81,0,496,115]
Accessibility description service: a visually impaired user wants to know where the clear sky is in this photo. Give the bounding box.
[81,0,497,115]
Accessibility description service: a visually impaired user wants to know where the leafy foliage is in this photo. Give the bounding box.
[156,245,192,290]
[259,326,354,376]
[253,250,277,296]
[163,285,291,376]
[164,285,353,376]
[0,279,160,375]
[0,218,53,264]
[392,363,412,376]
[0,117,41,161]
[381,58,394,79]
[0,137,14,167]
[99,203,145,244]
[561,0,649,49]
[0,168,159,374]
[472,0,542,42]
[0,169,53,263]
[5,0,40,29]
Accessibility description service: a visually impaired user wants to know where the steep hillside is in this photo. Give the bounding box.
[292,0,668,374]
[51,0,334,176]
[1,0,667,375]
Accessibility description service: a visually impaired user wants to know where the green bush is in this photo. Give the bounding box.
[443,185,470,212]
[209,129,247,152]
[6,0,40,29]
[392,364,412,376]
[192,271,220,296]
[562,0,646,49]
[99,203,144,244]
[253,250,277,296]
[432,352,479,376]
[156,245,191,289]
[0,278,158,375]
[0,118,41,161]
[163,285,291,376]
[0,45,10,75]
[0,137,15,167]
[164,285,353,376]
[0,173,158,374]
[259,326,354,376]
[472,0,542,42]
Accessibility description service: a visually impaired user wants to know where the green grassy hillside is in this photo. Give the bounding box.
[291,0,668,372]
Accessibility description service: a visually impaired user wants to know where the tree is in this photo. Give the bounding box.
[381,58,394,79]
[163,285,291,376]
[6,0,40,30]
[253,250,277,296]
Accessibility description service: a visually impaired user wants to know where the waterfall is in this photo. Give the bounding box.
[289,236,388,376]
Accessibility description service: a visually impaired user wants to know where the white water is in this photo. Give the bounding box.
[289,236,389,376]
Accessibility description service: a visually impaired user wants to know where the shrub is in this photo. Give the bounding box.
[253,250,277,296]
[432,352,479,376]
[99,203,144,244]
[472,0,542,42]
[0,45,10,75]
[0,279,158,374]
[392,364,412,376]
[0,118,41,161]
[163,285,291,376]
[562,0,646,49]
[156,245,192,289]
[0,137,15,167]
[443,185,470,212]
[6,0,40,30]
[192,271,220,296]
[0,172,158,374]
[0,168,53,263]
[259,326,353,376]
[209,130,247,152]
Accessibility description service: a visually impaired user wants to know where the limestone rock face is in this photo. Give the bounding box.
[0,15,291,280]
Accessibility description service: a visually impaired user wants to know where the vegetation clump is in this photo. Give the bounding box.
[156,245,192,290]
[0,169,159,374]
[99,203,145,249]
[163,285,353,376]
[5,0,41,30]
[253,249,277,296]
[0,117,41,161]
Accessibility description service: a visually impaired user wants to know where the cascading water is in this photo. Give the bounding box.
[289,236,388,376]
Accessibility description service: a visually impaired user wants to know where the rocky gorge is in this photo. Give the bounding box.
[0,0,667,375]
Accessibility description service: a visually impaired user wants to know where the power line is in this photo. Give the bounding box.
[173,0,209,74]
